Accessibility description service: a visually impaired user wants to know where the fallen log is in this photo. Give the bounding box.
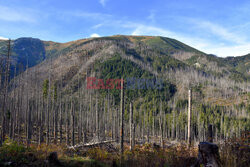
[68,140,116,150]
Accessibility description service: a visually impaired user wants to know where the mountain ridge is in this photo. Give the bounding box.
[0,35,249,84]
[4,35,248,100]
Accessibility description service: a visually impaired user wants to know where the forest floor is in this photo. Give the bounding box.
[0,133,249,167]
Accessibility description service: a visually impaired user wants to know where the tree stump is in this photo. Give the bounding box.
[47,152,62,166]
[193,142,221,167]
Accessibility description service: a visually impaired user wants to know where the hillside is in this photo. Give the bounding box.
[1,35,249,81]
[224,54,250,77]
[1,35,249,130]
[1,35,248,106]
[0,35,249,167]
[4,35,249,118]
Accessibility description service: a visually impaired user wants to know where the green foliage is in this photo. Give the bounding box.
[94,55,176,105]
[247,104,250,114]
[87,148,111,161]
[42,79,49,99]
[145,36,202,54]
[185,55,200,65]
[0,138,30,164]
[0,141,103,167]
[52,84,57,100]
[197,104,250,134]
[176,99,188,109]
[10,38,46,76]
[225,54,250,75]
[152,55,186,72]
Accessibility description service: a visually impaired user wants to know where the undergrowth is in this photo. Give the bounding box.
[0,133,249,167]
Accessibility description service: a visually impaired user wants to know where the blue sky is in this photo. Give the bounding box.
[0,0,250,57]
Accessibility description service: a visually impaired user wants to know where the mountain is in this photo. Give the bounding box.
[0,35,249,106]
[3,35,248,103]
[224,54,250,76]
[0,38,45,77]
[1,36,249,81]
[1,35,249,148]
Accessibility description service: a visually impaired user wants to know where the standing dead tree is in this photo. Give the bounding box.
[0,39,11,145]
[71,96,75,146]
[120,78,124,154]
[129,102,134,150]
[46,58,52,145]
[159,100,164,148]
[188,89,192,146]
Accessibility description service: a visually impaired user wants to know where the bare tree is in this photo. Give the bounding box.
[120,78,124,154]
[188,89,192,146]
[129,102,133,150]
[0,39,11,145]
[160,100,164,148]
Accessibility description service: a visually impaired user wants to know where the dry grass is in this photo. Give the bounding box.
[220,131,250,167]
[1,135,249,167]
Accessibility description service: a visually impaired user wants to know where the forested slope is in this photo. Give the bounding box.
[0,35,249,150]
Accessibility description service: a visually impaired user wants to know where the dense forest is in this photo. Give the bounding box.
[0,36,249,166]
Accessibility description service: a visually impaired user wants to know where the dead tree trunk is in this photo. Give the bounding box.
[147,106,150,143]
[95,93,99,140]
[71,96,75,146]
[46,60,51,145]
[26,101,32,145]
[39,96,44,145]
[160,100,164,148]
[53,86,58,144]
[26,62,31,146]
[120,78,124,154]
[59,92,63,144]
[188,89,192,146]
[207,124,213,143]
[66,101,70,145]
[152,96,155,140]
[129,102,133,150]
[0,39,11,145]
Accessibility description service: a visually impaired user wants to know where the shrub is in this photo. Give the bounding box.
[0,138,31,164]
